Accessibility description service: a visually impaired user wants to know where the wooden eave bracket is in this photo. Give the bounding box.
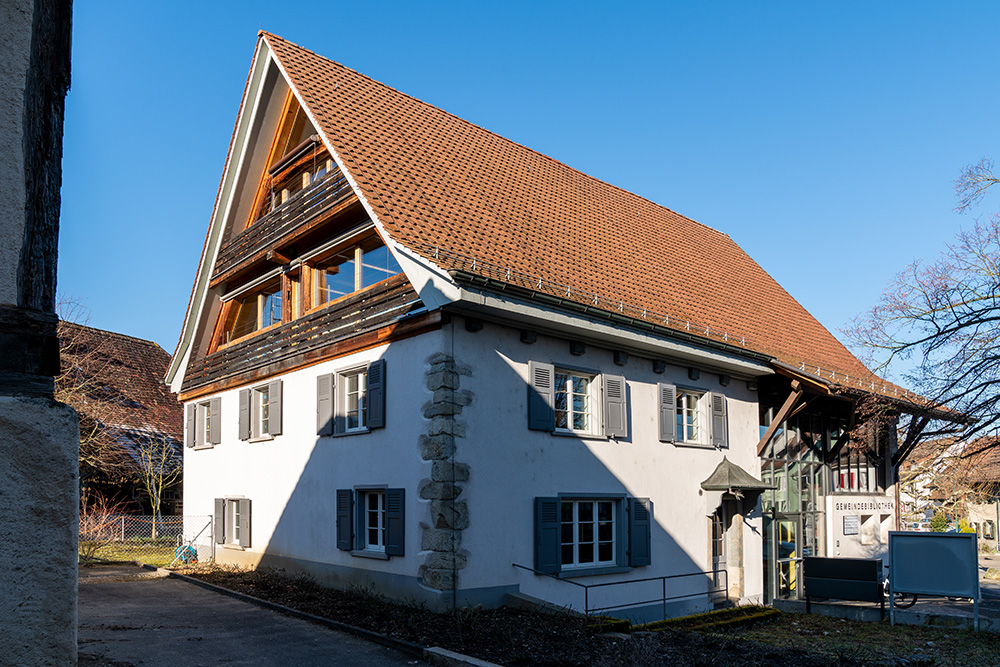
[266,249,291,265]
[756,380,805,456]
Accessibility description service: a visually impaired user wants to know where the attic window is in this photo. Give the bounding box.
[250,136,336,225]
[311,236,401,308]
[222,278,283,343]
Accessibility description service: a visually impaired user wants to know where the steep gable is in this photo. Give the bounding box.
[263,33,876,386]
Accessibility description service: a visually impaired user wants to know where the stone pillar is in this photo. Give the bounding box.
[0,0,77,664]
[418,354,472,602]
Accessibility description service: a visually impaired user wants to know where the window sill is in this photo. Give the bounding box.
[248,435,275,443]
[350,549,390,560]
[221,543,247,551]
[673,440,713,449]
[327,428,371,438]
[192,443,215,451]
[557,565,631,578]
[551,429,605,440]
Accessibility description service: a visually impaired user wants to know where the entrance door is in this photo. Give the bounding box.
[711,507,727,594]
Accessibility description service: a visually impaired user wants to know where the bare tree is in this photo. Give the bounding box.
[128,432,183,538]
[848,160,1000,441]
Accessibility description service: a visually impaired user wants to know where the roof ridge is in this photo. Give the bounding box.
[261,32,730,241]
[60,320,166,352]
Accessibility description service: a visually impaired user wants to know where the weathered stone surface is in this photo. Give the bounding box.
[423,401,461,418]
[427,416,465,437]
[431,461,470,483]
[419,434,455,460]
[421,528,461,552]
[433,388,473,407]
[424,550,468,571]
[431,500,469,530]
[426,369,460,391]
[420,480,461,501]
[421,567,456,591]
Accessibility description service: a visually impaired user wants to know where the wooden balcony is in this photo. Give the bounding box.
[212,170,356,284]
[181,274,425,395]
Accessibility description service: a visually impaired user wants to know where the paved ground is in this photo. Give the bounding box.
[978,552,1000,599]
[78,565,427,667]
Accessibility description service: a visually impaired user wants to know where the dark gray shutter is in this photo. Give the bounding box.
[209,397,222,445]
[657,383,677,443]
[268,380,282,436]
[238,389,251,440]
[317,374,334,435]
[367,359,386,429]
[214,498,225,544]
[710,393,728,448]
[628,497,652,567]
[534,497,561,574]
[238,498,252,547]
[528,361,555,431]
[603,374,627,438]
[336,489,353,551]
[185,404,196,448]
[385,488,404,556]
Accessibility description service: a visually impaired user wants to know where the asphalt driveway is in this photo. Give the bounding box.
[78,565,426,667]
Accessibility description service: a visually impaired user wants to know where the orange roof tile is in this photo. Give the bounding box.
[263,33,881,387]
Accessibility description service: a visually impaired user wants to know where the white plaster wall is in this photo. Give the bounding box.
[449,319,764,611]
[0,0,32,306]
[184,329,446,580]
[826,494,896,560]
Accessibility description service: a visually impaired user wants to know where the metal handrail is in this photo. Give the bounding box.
[512,563,729,619]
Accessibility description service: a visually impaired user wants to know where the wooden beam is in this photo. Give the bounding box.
[266,249,291,265]
[756,381,805,456]
[786,395,816,421]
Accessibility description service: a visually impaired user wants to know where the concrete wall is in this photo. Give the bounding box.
[826,494,896,560]
[185,314,766,618]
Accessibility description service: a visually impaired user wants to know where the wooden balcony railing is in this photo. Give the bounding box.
[182,274,423,393]
[212,170,355,281]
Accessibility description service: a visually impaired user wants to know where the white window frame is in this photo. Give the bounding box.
[342,367,368,433]
[560,498,618,570]
[221,496,248,549]
[195,400,212,449]
[554,369,599,436]
[360,489,386,552]
[676,389,707,445]
[251,385,271,440]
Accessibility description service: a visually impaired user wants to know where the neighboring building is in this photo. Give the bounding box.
[166,32,941,618]
[61,321,184,515]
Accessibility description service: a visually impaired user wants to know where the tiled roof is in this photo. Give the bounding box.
[263,32,879,384]
[58,321,182,440]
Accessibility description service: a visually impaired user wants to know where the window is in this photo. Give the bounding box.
[317,360,386,435]
[527,361,626,437]
[312,237,402,308]
[561,499,616,569]
[657,383,728,447]
[185,397,221,449]
[832,450,881,493]
[676,390,704,444]
[239,380,282,441]
[221,278,283,344]
[214,497,251,548]
[535,496,651,575]
[336,487,405,557]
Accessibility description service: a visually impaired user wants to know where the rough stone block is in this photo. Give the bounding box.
[425,551,468,571]
[421,567,455,591]
[431,461,470,483]
[421,528,461,551]
[420,481,461,501]
[433,388,473,407]
[419,434,455,460]
[427,416,465,437]
[423,401,460,418]
[426,369,460,391]
[431,500,470,530]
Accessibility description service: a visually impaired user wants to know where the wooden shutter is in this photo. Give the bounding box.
[238,498,252,548]
[658,383,677,443]
[628,497,652,567]
[209,397,222,445]
[603,374,627,438]
[336,489,353,551]
[317,374,334,435]
[367,359,386,429]
[213,498,225,544]
[185,404,196,448]
[238,389,250,440]
[268,380,282,436]
[385,487,405,556]
[528,361,555,431]
[710,393,728,448]
[534,497,561,574]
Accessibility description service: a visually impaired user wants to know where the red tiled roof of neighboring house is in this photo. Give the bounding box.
[59,321,182,440]
[256,33,890,394]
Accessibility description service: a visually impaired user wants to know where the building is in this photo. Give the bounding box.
[60,321,184,515]
[166,32,940,618]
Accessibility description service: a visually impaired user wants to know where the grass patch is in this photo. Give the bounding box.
[635,605,779,632]
[79,541,178,567]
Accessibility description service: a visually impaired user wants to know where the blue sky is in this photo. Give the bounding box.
[60,2,1000,367]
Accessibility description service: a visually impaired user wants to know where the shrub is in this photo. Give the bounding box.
[929,511,949,533]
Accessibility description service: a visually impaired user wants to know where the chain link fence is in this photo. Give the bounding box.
[79,514,213,567]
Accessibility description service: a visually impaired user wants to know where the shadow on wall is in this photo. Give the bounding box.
[222,344,725,621]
